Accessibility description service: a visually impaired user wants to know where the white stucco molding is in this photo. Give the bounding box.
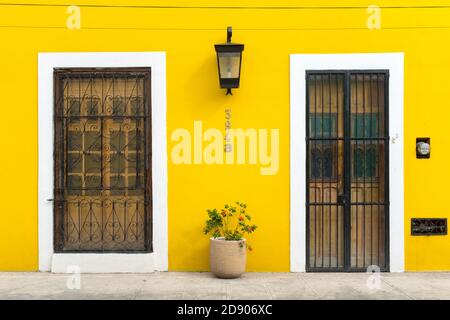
[290,53,404,272]
[38,52,168,273]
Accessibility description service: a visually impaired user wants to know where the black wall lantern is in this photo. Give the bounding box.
[214,26,244,95]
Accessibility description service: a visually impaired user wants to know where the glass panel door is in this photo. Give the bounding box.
[307,73,345,269]
[350,73,387,269]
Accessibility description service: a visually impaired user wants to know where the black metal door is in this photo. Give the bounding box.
[306,71,389,272]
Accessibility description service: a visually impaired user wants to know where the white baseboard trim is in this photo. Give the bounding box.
[51,253,156,273]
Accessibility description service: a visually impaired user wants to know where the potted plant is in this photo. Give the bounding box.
[203,201,257,279]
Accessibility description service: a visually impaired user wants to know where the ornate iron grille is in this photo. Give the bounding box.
[53,68,152,252]
[306,71,389,272]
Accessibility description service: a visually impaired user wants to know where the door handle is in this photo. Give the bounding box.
[337,195,346,205]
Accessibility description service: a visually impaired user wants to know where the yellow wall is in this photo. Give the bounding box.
[0,0,449,271]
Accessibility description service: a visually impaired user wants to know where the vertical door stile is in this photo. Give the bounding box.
[384,72,390,270]
[343,72,351,271]
[328,73,332,268]
[305,73,310,269]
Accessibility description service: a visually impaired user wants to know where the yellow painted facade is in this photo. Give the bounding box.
[0,0,449,271]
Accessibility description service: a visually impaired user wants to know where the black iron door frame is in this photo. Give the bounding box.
[305,70,390,272]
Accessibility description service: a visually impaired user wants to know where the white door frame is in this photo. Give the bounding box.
[38,52,168,273]
[290,53,404,272]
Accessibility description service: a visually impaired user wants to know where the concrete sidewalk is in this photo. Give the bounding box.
[0,272,449,300]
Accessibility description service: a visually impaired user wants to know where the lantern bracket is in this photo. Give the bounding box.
[227,26,232,43]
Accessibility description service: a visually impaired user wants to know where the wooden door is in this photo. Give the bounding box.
[53,68,152,252]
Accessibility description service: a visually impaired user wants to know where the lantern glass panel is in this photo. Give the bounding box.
[218,52,241,79]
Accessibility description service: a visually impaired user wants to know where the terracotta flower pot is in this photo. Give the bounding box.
[209,237,247,279]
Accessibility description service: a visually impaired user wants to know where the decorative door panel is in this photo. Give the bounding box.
[53,68,152,252]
